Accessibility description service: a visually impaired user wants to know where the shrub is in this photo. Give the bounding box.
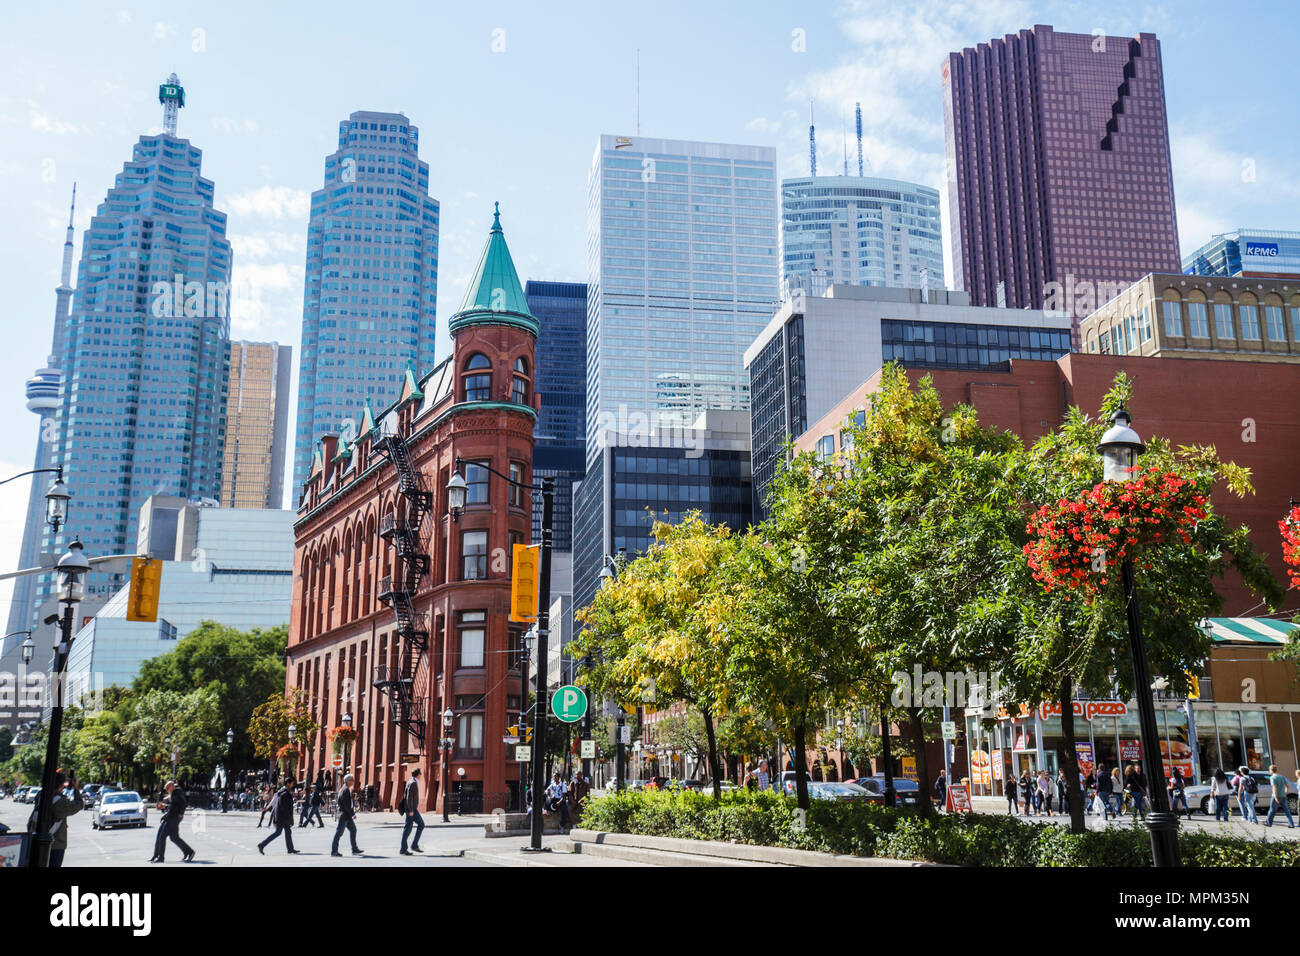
[578,789,1296,867]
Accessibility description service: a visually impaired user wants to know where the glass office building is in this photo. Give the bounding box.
[1183,229,1300,280]
[525,280,587,552]
[45,122,233,608]
[583,134,779,472]
[292,110,439,495]
[781,176,943,296]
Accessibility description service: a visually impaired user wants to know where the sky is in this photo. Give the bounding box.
[0,0,1297,619]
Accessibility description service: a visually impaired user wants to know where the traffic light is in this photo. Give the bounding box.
[1186,672,1201,700]
[126,556,161,622]
[510,544,540,623]
[506,725,533,743]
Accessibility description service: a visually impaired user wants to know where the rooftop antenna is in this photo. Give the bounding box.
[808,99,817,177]
[159,72,185,137]
[842,110,848,176]
[636,49,640,136]
[60,183,77,288]
[855,102,864,176]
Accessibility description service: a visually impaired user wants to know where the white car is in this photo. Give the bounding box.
[92,790,148,829]
[1183,771,1297,816]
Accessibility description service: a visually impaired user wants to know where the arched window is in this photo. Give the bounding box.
[463,353,492,402]
[511,356,530,405]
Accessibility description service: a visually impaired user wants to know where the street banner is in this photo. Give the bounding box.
[1120,739,1141,761]
[1075,742,1094,778]
[971,748,991,786]
[991,749,1003,781]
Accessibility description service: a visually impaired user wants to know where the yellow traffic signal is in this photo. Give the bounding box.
[126,557,161,622]
[510,544,540,622]
[1186,672,1201,700]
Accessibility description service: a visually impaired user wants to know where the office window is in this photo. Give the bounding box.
[1214,304,1234,339]
[1100,329,1112,354]
[458,613,486,669]
[815,435,834,460]
[512,357,530,405]
[1240,305,1261,340]
[463,352,492,401]
[1138,308,1151,343]
[1161,301,1182,337]
[465,461,490,504]
[461,530,488,580]
[509,461,525,508]
[1264,306,1285,342]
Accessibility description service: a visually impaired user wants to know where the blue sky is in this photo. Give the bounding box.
[0,0,1297,611]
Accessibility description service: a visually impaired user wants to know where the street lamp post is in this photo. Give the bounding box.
[224,728,233,812]
[1099,408,1179,868]
[29,538,90,868]
[448,457,554,852]
[518,626,533,811]
[440,708,454,823]
[599,554,628,792]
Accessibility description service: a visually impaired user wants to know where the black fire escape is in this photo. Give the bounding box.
[371,427,433,744]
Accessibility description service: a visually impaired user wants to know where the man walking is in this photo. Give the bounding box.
[331,773,362,856]
[546,772,569,830]
[258,780,299,854]
[301,784,325,828]
[933,770,947,810]
[29,770,82,867]
[1265,764,1296,828]
[150,779,195,863]
[399,768,424,855]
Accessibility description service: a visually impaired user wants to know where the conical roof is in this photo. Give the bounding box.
[448,202,539,337]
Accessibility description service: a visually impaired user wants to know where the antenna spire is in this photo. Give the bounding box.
[159,72,185,136]
[808,100,817,177]
[59,183,77,290]
[855,102,864,176]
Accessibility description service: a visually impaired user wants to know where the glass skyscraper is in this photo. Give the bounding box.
[525,280,587,552]
[292,110,439,496]
[943,26,1181,329]
[583,134,779,470]
[44,109,233,608]
[781,175,944,295]
[1183,229,1300,280]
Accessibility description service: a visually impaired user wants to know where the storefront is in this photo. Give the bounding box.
[962,617,1300,795]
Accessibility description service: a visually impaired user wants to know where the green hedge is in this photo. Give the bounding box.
[578,789,1300,866]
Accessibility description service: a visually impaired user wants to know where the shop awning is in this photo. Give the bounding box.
[1203,617,1299,645]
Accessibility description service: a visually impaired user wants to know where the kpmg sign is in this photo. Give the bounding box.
[1245,242,1280,257]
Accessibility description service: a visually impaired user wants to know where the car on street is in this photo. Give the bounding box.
[849,776,921,806]
[1184,771,1298,816]
[91,790,148,829]
[81,783,108,808]
[805,781,872,802]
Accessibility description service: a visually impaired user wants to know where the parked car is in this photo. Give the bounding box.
[849,776,921,806]
[640,776,670,791]
[1184,771,1298,816]
[91,790,148,829]
[806,781,872,802]
[81,784,106,808]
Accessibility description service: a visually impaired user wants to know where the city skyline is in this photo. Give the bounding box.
[2,0,1299,623]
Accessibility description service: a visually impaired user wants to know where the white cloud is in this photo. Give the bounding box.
[224,185,311,220]
[117,10,131,25]
[27,100,83,135]
[228,231,305,261]
[745,117,782,136]
[212,117,259,134]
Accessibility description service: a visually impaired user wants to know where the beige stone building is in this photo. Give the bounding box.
[1080,273,1300,362]
[222,340,292,509]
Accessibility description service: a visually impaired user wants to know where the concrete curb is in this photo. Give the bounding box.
[568,829,944,867]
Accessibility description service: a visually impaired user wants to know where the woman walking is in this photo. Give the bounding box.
[1210,768,1232,822]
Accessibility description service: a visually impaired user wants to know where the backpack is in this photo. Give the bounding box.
[1243,775,1258,794]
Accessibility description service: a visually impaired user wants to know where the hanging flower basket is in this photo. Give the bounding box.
[328,725,359,752]
[1023,467,1208,602]
[1280,504,1300,590]
[276,743,302,772]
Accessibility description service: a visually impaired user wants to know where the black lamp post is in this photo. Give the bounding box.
[599,554,628,792]
[29,538,89,867]
[224,728,233,811]
[448,456,554,852]
[1099,408,1179,868]
[440,708,454,823]
[20,634,35,667]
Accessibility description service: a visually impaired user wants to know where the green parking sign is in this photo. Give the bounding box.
[551,685,588,723]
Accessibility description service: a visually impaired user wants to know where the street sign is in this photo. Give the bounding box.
[331,754,343,769]
[941,721,957,740]
[502,736,520,745]
[580,739,596,759]
[400,754,420,764]
[618,724,631,745]
[515,746,532,762]
[551,685,588,723]
[946,783,972,813]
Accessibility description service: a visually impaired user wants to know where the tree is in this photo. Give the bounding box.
[0,726,13,763]
[247,689,320,779]
[134,622,287,772]
[574,514,740,798]
[123,687,223,785]
[1007,373,1283,832]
